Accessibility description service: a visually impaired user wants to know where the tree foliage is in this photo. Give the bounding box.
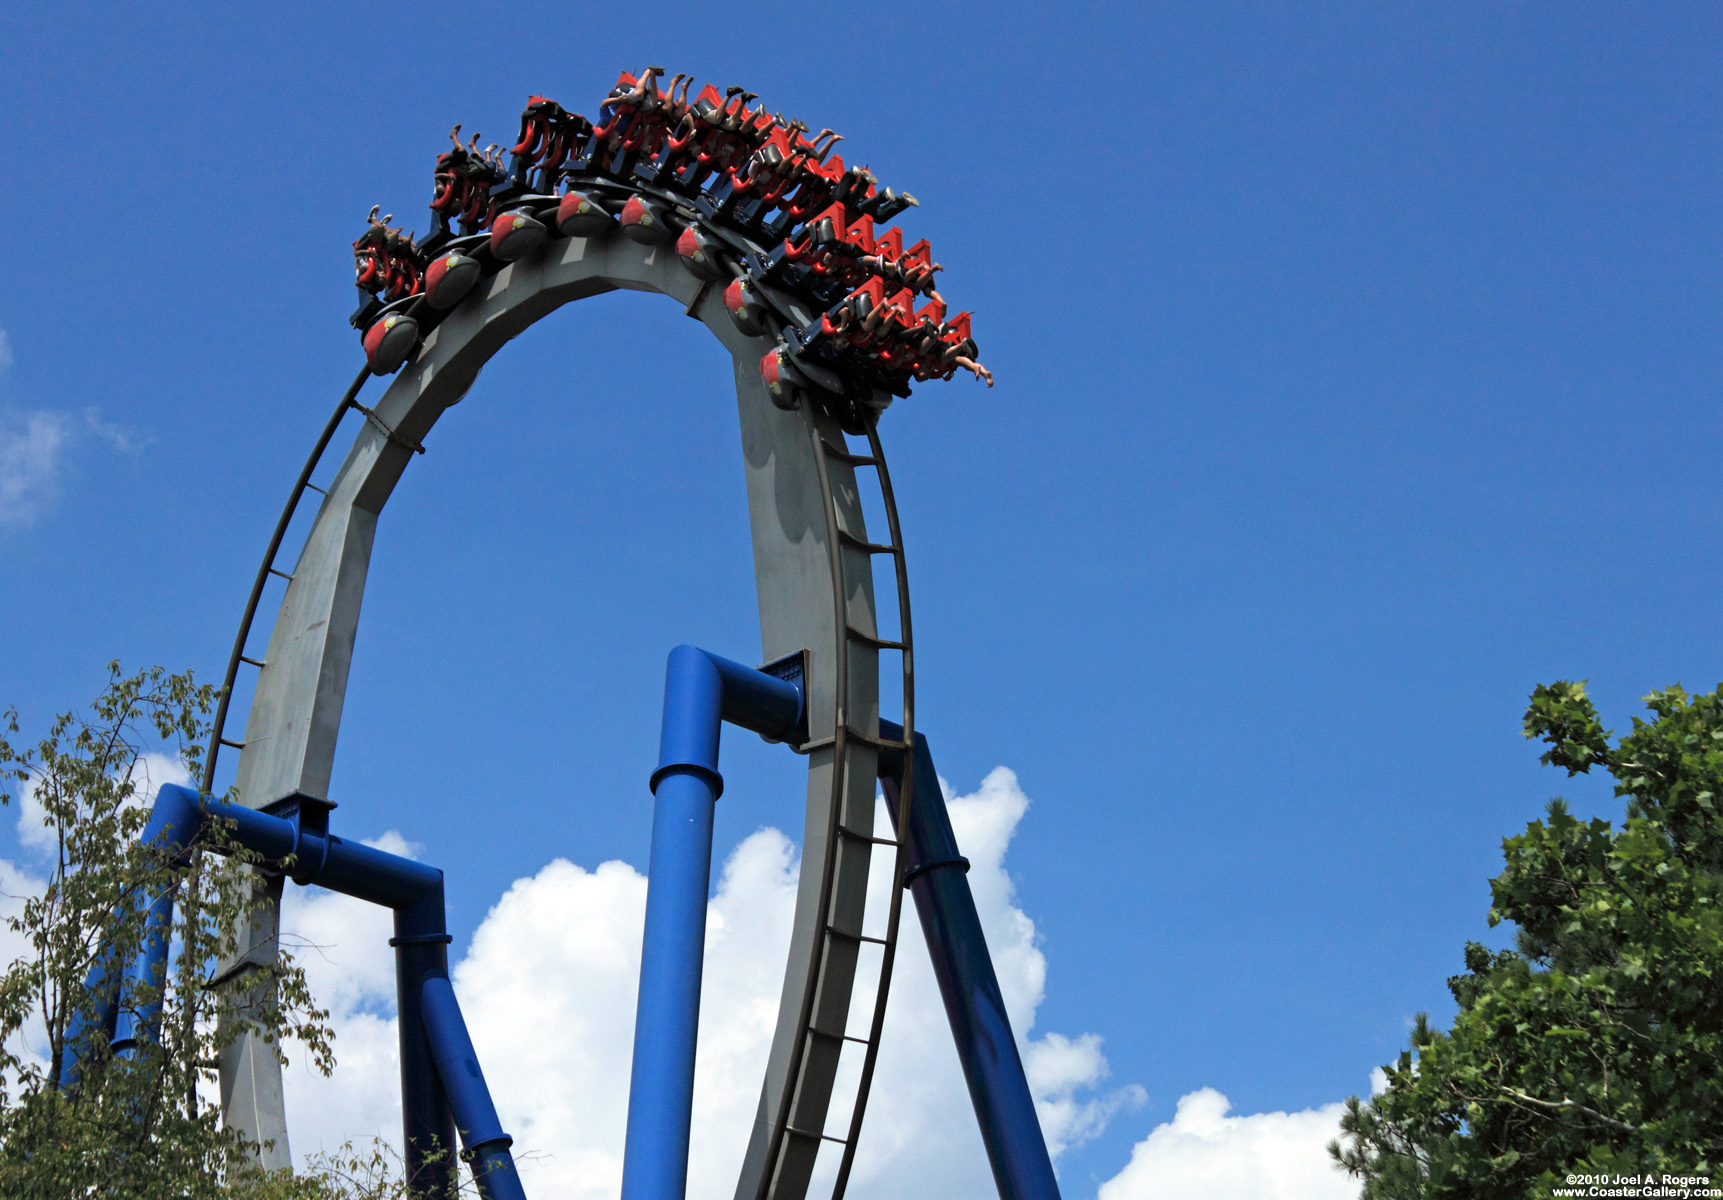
[1330,680,1723,1196]
[0,664,341,1198]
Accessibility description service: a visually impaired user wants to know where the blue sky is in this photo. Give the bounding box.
[1,4,1718,1194]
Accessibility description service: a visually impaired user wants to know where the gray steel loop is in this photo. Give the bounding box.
[216,233,893,1200]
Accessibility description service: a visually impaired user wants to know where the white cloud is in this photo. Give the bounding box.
[0,411,68,529]
[16,751,190,854]
[275,769,1359,1200]
[0,857,49,1082]
[1098,1088,1357,1200]
[278,769,1133,1197]
[82,408,147,455]
[278,831,422,1154]
[0,395,145,529]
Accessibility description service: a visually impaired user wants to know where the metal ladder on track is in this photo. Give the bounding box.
[762,415,919,1200]
[201,371,370,796]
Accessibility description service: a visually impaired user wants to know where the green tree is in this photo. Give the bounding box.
[1330,681,1723,1197]
[0,663,338,1198]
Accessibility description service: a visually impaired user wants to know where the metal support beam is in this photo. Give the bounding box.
[422,975,527,1200]
[623,646,802,1200]
[876,723,1061,1200]
[60,783,202,1084]
[392,878,457,1197]
[63,783,523,1200]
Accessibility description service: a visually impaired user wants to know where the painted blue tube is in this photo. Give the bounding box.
[109,885,176,1058]
[650,645,803,796]
[202,795,297,860]
[111,785,206,1058]
[203,789,455,1194]
[58,777,470,1200]
[622,646,802,1200]
[623,767,719,1200]
[708,652,802,739]
[649,645,727,798]
[64,785,204,1085]
[313,834,442,907]
[58,958,120,1089]
[60,784,203,1084]
[421,975,527,1200]
[388,864,455,1198]
[878,723,1062,1200]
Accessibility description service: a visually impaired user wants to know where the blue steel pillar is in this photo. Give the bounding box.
[394,884,457,1198]
[81,784,203,1077]
[622,646,801,1200]
[61,784,523,1200]
[422,975,528,1200]
[878,722,1062,1200]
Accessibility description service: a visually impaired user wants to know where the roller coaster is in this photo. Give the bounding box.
[62,68,1055,1200]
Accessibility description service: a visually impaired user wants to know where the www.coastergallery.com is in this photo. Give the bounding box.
[1551,1176,1717,1198]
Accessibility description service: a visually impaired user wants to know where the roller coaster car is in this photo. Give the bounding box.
[432,127,508,234]
[780,201,848,260]
[595,67,693,166]
[395,72,990,405]
[352,208,425,304]
[853,186,918,223]
[510,95,591,191]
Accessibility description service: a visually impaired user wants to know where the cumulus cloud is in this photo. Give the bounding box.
[1099,1088,1356,1200]
[0,857,49,1079]
[274,768,1358,1200]
[15,751,190,853]
[0,859,44,989]
[279,832,419,1153]
[278,769,1135,1197]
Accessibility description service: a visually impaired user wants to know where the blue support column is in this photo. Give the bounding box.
[422,975,528,1200]
[108,885,177,1060]
[622,646,801,1200]
[109,785,205,1061]
[58,782,520,1200]
[58,948,121,1091]
[57,784,204,1086]
[878,722,1062,1200]
[394,882,457,1198]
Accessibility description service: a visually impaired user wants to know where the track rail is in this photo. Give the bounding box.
[757,418,918,1200]
[755,416,917,1199]
[830,420,916,1197]
[201,370,369,794]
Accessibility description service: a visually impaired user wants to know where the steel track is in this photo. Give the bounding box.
[203,202,918,1200]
